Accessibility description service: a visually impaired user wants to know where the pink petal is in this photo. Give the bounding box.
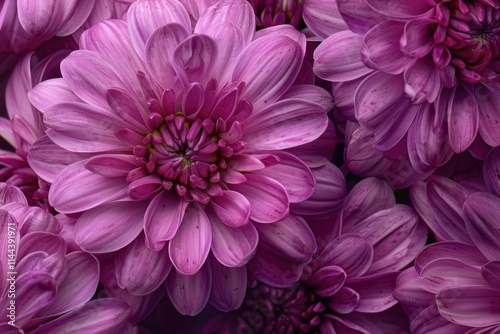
[365,0,434,18]
[17,232,66,260]
[0,183,28,205]
[243,99,328,150]
[127,0,191,59]
[280,84,334,113]
[404,56,441,104]
[74,201,147,253]
[255,214,316,264]
[314,31,372,82]
[401,19,436,58]
[49,160,128,214]
[447,84,479,153]
[477,83,500,147]
[5,52,35,123]
[209,209,258,267]
[437,286,500,327]
[211,190,250,228]
[233,35,303,110]
[166,262,211,316]
[115,234,172,295]
[43,102,127,152]
[362,21,413,75]
[28,78,81,113]
[463,192,500,261]
[484,146,500,197]
[145,23,189,90]
[230,174,289,224]
[337,0,383,34]
[410,304,470,334]
[302,0,349,39]
[55,0,96,36]
[482,261,500,288]
[169,204,212,275]
[329,287,360,314]
[84,154,137,178]
[310,265,347,298]
[346,271,399,312]
[208,256,247,311]
[30,298,131,334]
[27,136,93,183]
[17,0,65,37]
[144,190,188,251]
[60,50,129,110]
[35,252,98,317]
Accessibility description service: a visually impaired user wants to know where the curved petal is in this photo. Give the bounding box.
[477,83,500,147]
[447,84,479,153]
[144,190,188,251]
[303,0,349,39]
[55,0,96,36]
[74,201,148,253]
[310,265,347,298]
[28,78,81,113]
[337,0,383,34]
[17,0,65,38]
[211,190,250,227]
[401,19,436,58]
[346,272,399,312]
[365,0,434,18]
[482,261,500,288]
[404,56,441,104]
[484,146,500,197]
[169,204,212,275]
[410,304,470,334]
[208,256,247,311]
[230,174,289,224]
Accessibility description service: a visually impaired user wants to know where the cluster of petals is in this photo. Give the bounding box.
[395,146,500,332]
[312,0,500,179]
[26,0,339,315]
[0,183,132,333]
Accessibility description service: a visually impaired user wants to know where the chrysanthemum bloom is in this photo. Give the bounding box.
[0,183,132,333]
[28,0,335,315]
[313,0,500,174]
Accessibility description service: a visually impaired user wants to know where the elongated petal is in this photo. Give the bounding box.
[49,160,128,213]
[420,258,484,293]
[346,272,399,312]
[410,304,470,334]
[484,146,500,197]
[127,0,191,59]
[28,78,81,113]
[404,57,441,104]
[55,0,96,36]
[0,183,28,205]
[144,191,188,251]
[166,262,211,316]
[169,204,212,275]
[115,234,172,295]
[337,0,382,34]
[303,0,349,39]
[31,298,131,334]
[210,190,250,228]
[280,84,334,113]
[482,261,500,288]
[310,265,347,298]
[401,19,435,58]
[447,84,479,153]
[437,286,500,327]
[75,201,147,253]
[208,256,246,311]
[477,83,500,147]
[233,35,303,110]
[243,99,327,150]
[314,31,372,82]
[17,0,64,37]
[230,174,289,224]
[463,192,500,261]
[365,0,434,18]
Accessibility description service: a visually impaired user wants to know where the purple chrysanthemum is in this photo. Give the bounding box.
[313,0,500,175]
[28,0,338,314]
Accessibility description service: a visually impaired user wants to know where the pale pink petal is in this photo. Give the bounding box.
[437,286,500,327]
[74,201,147,253]
[115,234,172,295]
[208,256,246,311]
[337,0,383,34]
[233,35,303,110]
[49,160,129,214]
[35,252,98,317]
[211,190,250,227]
[144,190,188,251]
[230,174,289,224]
[30,299,131,334]
[209,209,258,267]
[303,0,349,39]
[28,78,81,113]
[362,21,413,75]
[255,214,316,264]
[169,204,212,275]
[447,84,479,153]
[314,31,372,82]
[43,102,127,152]
[166,261,211,316]
[127,0,191,59]
[243,99,328,150]
[60,50,130,110]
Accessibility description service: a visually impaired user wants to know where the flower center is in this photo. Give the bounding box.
[437,0,500,83]
[248,0,305,29]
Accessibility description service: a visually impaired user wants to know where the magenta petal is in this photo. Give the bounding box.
[233,35,303,110]
[437,286,500,327]
[463,192,500,261]
[329,287,360,314]
[166,261,211,316]
[280,84,334,113]
[477,83,500,147]
[484,146,500,197]
[31,298,131,334]
[346,271,399,312]
[337,0,382,34]
[482,261,500,288]
[49,160,128,213]
[310,265,347,298]
[211,190,250,227]
[144,190,188,251]
[243,99,328,150]
[419,258,485,292]
[28,78,81,113]
[255,214,316,264]
[447,84,479,153]
[17,0,64,37]
[231,174,289,223]
[410,304,470,334]
[209,209,258,267]
[208,256,247,311]
[115,234,172,295]
[75,201,147,253]
[84,154,137,178]
[55,0,96,36]
[127,0,191,59]
[169,204,212,275]
[302,0,349,39]
[401,19,435,58]
[314,31,372,82]
[404,57,441,104]
[365,0,433,18]
[36,252,98,317]
[0,183,28,205]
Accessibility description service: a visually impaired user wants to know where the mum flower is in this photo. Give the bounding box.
[28,0,334,314]
[314,0,500,173]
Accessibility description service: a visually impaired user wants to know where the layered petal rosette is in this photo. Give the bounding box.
[28,0,336,315]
